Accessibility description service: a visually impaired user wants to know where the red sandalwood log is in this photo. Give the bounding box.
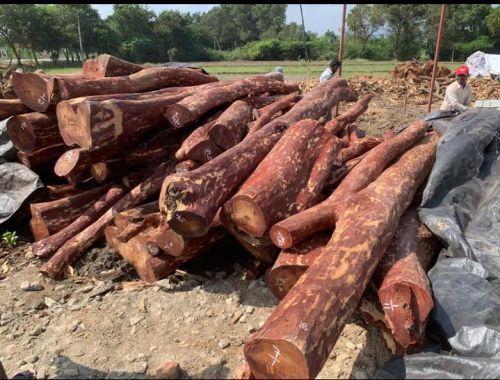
[17,143,68,169]
[324,93,374,135]
[6,112,62,152]
[207,100,253,150]
[83,54,144,79]
[174,120,221,164]
[0,98,31,119]
[91,159,128,183]
[175,160,200,173]
[269,120,428,249]
[243,133,438,379]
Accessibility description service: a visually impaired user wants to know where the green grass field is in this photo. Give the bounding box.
[1,59,463,80]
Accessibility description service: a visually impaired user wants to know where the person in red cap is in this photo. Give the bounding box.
[440,65,472,112]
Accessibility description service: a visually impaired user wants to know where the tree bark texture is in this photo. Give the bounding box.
[207,100,253,150]
[0,98,31,120]
[324,94,374,136]
[83,54,144,79]
[16,143,68,169]
[6,112,62,152]
[244,133,438,379]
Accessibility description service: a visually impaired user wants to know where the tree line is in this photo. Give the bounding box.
[0,4,498,65]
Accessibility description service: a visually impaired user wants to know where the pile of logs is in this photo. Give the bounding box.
[1,54,444,378]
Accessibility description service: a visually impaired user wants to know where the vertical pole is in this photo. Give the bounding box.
[428,4,447,114]
[299,4,309,62]
[77,10,84,60]
[335,4,347,116]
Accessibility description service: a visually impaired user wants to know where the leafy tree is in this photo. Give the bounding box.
[0,5,37,65]
[347,5,384,53]
[486,6,500,46]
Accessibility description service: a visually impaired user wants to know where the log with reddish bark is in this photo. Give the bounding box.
[105,224,226,283]
[114,202,159,231]
[29,183,114,241]
[165,77,300,129]
[243,94,290,109]
[337,137,382,163]
[207,100,253,150]
[117,212,163,242]
[324,93,374,135]
[90,159,128,183]
[0,98,31,119]
[17,143,68,169]
[174,120,221,164]
[45,181,96,200]
[6,112,62,152]
[12,72,86,112]
[39,163,172,278]
[245,94,302,137]
[243,133,438,379]
[375,207,440,352]
[223,119,325,240]
[266,232,330,299]
[83,54,144,79]
[161,79,356,237]
[175,160,200,173]
[124,143,179,167]
[52,67,218,103]
[323,152,369,193]
[269,120,428,249]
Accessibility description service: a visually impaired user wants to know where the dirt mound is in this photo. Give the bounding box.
[390,60,452,80]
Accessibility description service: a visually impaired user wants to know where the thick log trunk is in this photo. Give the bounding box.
[245,94,301,137]
[266,233,330,299]
[243,133,438,379]
[105,224,226,283]
[324,94,374,135]
[0,98,31,119]
[375,207,439,352]
[53,67,218,103]
[161,79,356,237]
[40,163,172,279]
[338,137,382,163]
[174,120,221,164]
[83,54,144,79]
[175,160,200,173]
[223,119,325,239]
[269,120,428,249]
[207,100,253,150]
[165,77,300,129]
[29,183,114,241]
[17,143,68,169]
[6,112,62,152]
[12,72,86,112]
[91,159,128,183]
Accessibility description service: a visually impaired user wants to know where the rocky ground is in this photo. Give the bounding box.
[0,76,438,379]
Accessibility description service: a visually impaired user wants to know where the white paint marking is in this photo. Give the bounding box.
[383,300,399,312]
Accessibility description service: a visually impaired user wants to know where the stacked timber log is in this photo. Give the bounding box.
[3,53,445,377]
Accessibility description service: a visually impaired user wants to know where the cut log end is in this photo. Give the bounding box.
[168,211,210,237]
[6,116,37,152]
[165,104,192,129]
[266,265,305,300]
[269,225,295,249]
[155,229,185,257]
[244,339,309,380]
[228,196,267,238]
[74,102,94,149]
[54,149,81,177]
[12,72,51,112]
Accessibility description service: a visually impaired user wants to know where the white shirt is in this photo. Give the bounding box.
[440,81,473,112]
[319,67,334,82]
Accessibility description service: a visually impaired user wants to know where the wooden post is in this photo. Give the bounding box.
[427,4,447,113]
[335,4,347,117]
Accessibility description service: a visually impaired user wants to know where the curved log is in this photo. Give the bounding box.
[174,120,221,164]
[6,112,62,152]
[244,133,438,379]
[269,120,428,249]
[165,77,300,129]
[337,137,382,163]
[83,54,144,79]
[161,79,356,237]
[324,93,374,135]
[208,100,253,150]
[0,98,31,120]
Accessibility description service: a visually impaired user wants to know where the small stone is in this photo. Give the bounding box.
[218,339,230,349]
[205,310,213,317]
[44,297,59,308]
[18,359,27,366]
[62,368,79,376]
[55,284,65,291]
[28,355,39,363]
[94,295,103,302]
[248,326,258,333]
[245,306,254,314]
[225,298,233,305]
[130,316,145,326]
[30,325,45,336]
[153,361,180,379]
[133,361,148,374]
[234,339,244,346]
[74,285,94,294]
[238,315,247,323]
[130,326,137,336]
[137,353,147,361]
[345,341,356,350]
[67,320,80,332]
[353,369,368,379]
[20,281,30,291]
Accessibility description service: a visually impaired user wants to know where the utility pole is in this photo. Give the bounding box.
[77,10,84,59]
[335,4,347,116]
[299,4,309,62]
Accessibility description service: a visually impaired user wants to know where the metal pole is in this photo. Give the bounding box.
[299,4,309,62]
[428,4,446,113]
[77,10,84,59]
[335,4,347,116]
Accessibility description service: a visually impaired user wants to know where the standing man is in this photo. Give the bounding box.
[319,58,341,82]
[440,65,473,112]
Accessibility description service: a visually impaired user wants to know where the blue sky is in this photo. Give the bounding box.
[91,4,356,36]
